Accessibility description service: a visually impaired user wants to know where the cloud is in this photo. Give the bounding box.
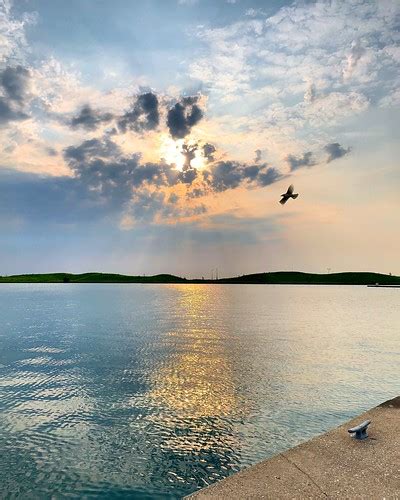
[128,190,171,223]
[71,105,113,130]
[181,143,197,168]
[286,152,316,171]
[62,136,210,213]
[167,96,203,139]
[179,165,198,185]
[46,147,58,157]
[205,161,282,192]
[0,2,37,64]
[254,149,262,163]
[63,138,169,208]
[64,136,283,198]
[324,143,351,163]
[0,126,285,229]
[168,192,179,204]
[257,167,282,186]
[64,137,121,163]
[203,143,216,162]
[0,65,30,102]
[285,143,351,170]
[0,65,30,124]
[190,0,399,138]
[186,187,205,199]
[0,168,97,224]
[343,40,366,81]
[118,92,159,133]
[0,164,208,233]
[304,84,317,103]
[0,97,28,124]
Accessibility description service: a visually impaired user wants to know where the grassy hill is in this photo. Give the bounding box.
[0,273,187,284]
[0,271,399,285]
[219,271,400,285]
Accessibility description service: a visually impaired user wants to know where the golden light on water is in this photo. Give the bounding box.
[148,285,247,420]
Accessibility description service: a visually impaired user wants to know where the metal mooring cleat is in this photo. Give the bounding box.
[348,420,371,440]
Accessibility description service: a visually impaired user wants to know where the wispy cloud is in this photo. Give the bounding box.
[190,0,399,148]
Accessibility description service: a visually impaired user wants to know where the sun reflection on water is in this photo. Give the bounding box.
[148,285,247,419]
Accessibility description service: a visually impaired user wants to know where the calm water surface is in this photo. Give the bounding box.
[0,284,399,498]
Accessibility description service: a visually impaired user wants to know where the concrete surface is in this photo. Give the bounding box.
[188,396,400,499]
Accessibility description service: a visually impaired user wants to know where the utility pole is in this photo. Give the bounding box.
[216,268,219,280]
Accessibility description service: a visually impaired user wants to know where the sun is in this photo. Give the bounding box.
[160,136,185,170]
[159,136,207,171]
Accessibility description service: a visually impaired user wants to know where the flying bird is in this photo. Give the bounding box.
[280,184,298,205]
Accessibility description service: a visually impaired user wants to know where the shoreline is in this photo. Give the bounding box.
[1,281,400,286]
[1,271,399,286]
[187,396,400,498]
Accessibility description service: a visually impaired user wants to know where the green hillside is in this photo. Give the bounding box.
[0,273,186,283]
[0,271,399,285]
[219,271,400,285]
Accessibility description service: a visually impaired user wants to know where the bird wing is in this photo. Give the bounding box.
[287,184,294,195]
[279,197,288,205]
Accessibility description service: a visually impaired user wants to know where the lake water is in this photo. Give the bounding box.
[0,284,399,498]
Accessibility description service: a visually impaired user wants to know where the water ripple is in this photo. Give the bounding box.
[0,283,399,498]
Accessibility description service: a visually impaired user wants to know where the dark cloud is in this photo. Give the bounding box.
[0,98,28,124]
[243,165,259,180]
[0,129,284,230]
[63,136,281,214]
[64,138,168,208]
[0,168,96,224]
[203,143,216,162]
[206,161,282,192]
[257,167,282,186]
[186,188,205,199]
[0,65,30,103]
[324,142,351,163]
[286,151,316,171]
[0,168,175,228]
[118,92,159,133]
[46,147,58,156]
[179,166,198,185]
[71,105,113,130]
[207,161,243,191]
[64,137,121,163]
[168,193,179,204]
[167,96,203,139]
[254,149,262,163]
[0,65,30,125]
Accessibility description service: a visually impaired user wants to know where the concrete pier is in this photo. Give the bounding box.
[188,396,400,499]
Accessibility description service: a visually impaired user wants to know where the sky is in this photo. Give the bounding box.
[0,0,399,277]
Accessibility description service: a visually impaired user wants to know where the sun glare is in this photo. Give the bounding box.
[160,136,207,171]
